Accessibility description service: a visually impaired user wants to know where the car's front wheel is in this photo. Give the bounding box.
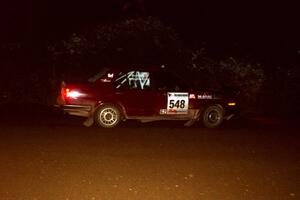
[202,105,224,128]
[94,104,121,128]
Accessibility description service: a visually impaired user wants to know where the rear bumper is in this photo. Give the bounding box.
[59,104,92,117]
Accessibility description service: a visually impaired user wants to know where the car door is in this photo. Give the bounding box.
[113,70,157,116]
[151,71,190,115]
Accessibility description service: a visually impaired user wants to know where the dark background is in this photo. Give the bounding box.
[1,0,299,64]
[0,0,299,115]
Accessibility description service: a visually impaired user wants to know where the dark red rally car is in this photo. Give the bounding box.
[57,67,238,128]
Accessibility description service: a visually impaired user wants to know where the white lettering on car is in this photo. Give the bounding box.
[197,93,213,99]
[116,71,150,89]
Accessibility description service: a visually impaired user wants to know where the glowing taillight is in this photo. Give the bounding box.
[67,91,84,99]
[61,88,68,100]
[61,88,84,99]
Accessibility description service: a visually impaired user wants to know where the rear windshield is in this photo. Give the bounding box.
[88,68,110,83]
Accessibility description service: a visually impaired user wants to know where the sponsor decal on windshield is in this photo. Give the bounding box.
[115,71,150,89]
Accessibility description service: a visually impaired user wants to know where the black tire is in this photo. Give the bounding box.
[94,104,121,128]
[202,105,224,128]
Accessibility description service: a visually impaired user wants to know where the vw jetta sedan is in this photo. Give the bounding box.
[57,67,238,128]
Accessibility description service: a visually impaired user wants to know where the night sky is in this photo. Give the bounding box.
[1,0,299,64]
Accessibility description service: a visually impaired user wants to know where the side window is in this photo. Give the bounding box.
[153,72,182,91]
[114,71,151,90]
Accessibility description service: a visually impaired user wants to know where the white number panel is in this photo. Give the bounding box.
[167,92,189,114]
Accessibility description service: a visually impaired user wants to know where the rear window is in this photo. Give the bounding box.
[88,68,110,83]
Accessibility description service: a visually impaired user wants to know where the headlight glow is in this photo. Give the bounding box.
[228,102,236,106]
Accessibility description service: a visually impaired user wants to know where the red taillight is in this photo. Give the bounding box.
[61,87,69,100]
[61,87,84,99]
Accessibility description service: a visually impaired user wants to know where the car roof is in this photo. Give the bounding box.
[106,65,168,73]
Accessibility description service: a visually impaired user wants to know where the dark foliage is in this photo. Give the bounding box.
[48,17,182,80]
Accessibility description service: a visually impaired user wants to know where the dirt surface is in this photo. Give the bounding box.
[0,105,299,200]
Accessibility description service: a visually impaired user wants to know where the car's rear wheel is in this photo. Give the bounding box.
[94,104,121,128]
[202,105,224,128]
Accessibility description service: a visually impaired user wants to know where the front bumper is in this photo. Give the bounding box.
[224,104,239,120]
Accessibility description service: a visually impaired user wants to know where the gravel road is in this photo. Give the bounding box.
[0,106,299,200]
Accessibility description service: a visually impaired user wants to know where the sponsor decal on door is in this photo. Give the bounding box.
[167,92,189,114]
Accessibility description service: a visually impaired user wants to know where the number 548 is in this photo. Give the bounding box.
[169,100,185,109]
